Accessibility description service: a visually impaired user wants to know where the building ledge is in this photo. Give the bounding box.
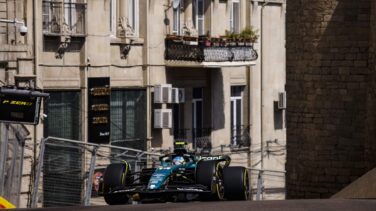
[165,60,257,68]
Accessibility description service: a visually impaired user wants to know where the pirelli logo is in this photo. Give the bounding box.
[0,93,41,125]
[2,100,33,106]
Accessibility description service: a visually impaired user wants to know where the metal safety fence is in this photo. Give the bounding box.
[248,168,286,200]
[31,137,160,208]
[0,123,29,207]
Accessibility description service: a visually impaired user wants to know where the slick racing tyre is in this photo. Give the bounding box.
[196,160,224,200]
[223,166,249,200]
[103,163,130,205]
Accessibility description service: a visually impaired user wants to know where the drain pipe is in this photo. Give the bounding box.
[260,0,269,172]
[32,0,39,188]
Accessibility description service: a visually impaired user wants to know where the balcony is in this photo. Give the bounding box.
[231,125,251,149]
[165,35,258,67]
[42,1,86,36]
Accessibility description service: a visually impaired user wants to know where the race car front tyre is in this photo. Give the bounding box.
[223,166,249,200]
[103,163,130,205]
[196,160,224,200]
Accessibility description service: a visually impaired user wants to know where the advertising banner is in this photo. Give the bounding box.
[88,78,110,144]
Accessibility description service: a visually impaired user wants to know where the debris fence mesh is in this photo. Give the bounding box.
[31,137,160,208]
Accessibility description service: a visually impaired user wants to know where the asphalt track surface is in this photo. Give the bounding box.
[17,199,376,211]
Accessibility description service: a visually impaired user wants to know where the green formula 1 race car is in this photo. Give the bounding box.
[102,145,249,204]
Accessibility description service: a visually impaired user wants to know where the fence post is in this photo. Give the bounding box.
[0,123,9,196]
[84,146,98,206]
[31,138,46,208]
[256,170,263,200]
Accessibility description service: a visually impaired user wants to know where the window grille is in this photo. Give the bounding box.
[44,91,81,140]
[42,0,86,35]
[110,90,147,150]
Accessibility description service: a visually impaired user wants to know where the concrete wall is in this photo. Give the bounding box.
[250,0,287,200]
[286,0,371,198]
[0,0,35,207]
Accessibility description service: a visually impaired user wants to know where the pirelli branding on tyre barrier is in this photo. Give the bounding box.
[30,137,161,208]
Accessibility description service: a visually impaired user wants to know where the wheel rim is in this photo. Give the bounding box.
[215,163,224,199]
[244,169,250,200]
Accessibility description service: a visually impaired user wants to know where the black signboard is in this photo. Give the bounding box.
[0,93,41,125]
[88,77,110,143]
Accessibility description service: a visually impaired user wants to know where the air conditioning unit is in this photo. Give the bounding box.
[154,109,172,129]
[171,88,185,103]
[278,92,287,109]
[154,84,172,103]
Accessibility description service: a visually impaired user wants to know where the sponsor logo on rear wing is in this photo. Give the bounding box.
[196,155,231,164]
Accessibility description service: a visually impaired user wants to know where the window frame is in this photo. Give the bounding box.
[230,86,244,146]
[193,0,205,36]
[110,0,117,36]
[230,0,240,33]
[126,0,139,37]
[172,4,181,35]
[43,90,81,141]
[110,89,147,150]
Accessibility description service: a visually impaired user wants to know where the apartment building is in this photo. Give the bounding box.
[0,0,286,207]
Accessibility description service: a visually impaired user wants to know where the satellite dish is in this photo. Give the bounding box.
[172,0,180,9]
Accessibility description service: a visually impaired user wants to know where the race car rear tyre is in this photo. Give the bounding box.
[103,163,130,205]
[223,166,249,200]
[196,160,224,200]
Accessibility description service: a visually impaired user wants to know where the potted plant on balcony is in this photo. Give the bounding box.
[239,26,259,46]
[211,37,221,47]
[224,30,240,46]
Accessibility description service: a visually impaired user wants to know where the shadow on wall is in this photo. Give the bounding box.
[210,68,225,131]
[286,0,370,199]
[365,1,376,172]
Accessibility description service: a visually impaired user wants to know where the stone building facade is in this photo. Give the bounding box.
[286,0,376,198]
[1,0,287,207]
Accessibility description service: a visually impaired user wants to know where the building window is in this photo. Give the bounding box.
[230,0,240,33]
[172,4,181,34]
[110,89,146,150]
[127,0,139,37]
[42,0,86,35]
[110,0,117,35]
[193,0,205,35]
[44,91,81,140]
[230,86,244,146]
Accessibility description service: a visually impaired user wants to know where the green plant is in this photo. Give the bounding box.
[224,30,240,39]
[239,26,259,43]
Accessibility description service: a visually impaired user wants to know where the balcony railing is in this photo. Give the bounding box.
[42,1,86,36]
[165,35,258,63]
[231,125,251,148]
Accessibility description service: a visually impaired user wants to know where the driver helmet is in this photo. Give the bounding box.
[172,156,185,165]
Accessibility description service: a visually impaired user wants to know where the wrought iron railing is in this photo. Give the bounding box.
[165,36,258,62]
[231,125,251,148]
[42,1,86,35]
